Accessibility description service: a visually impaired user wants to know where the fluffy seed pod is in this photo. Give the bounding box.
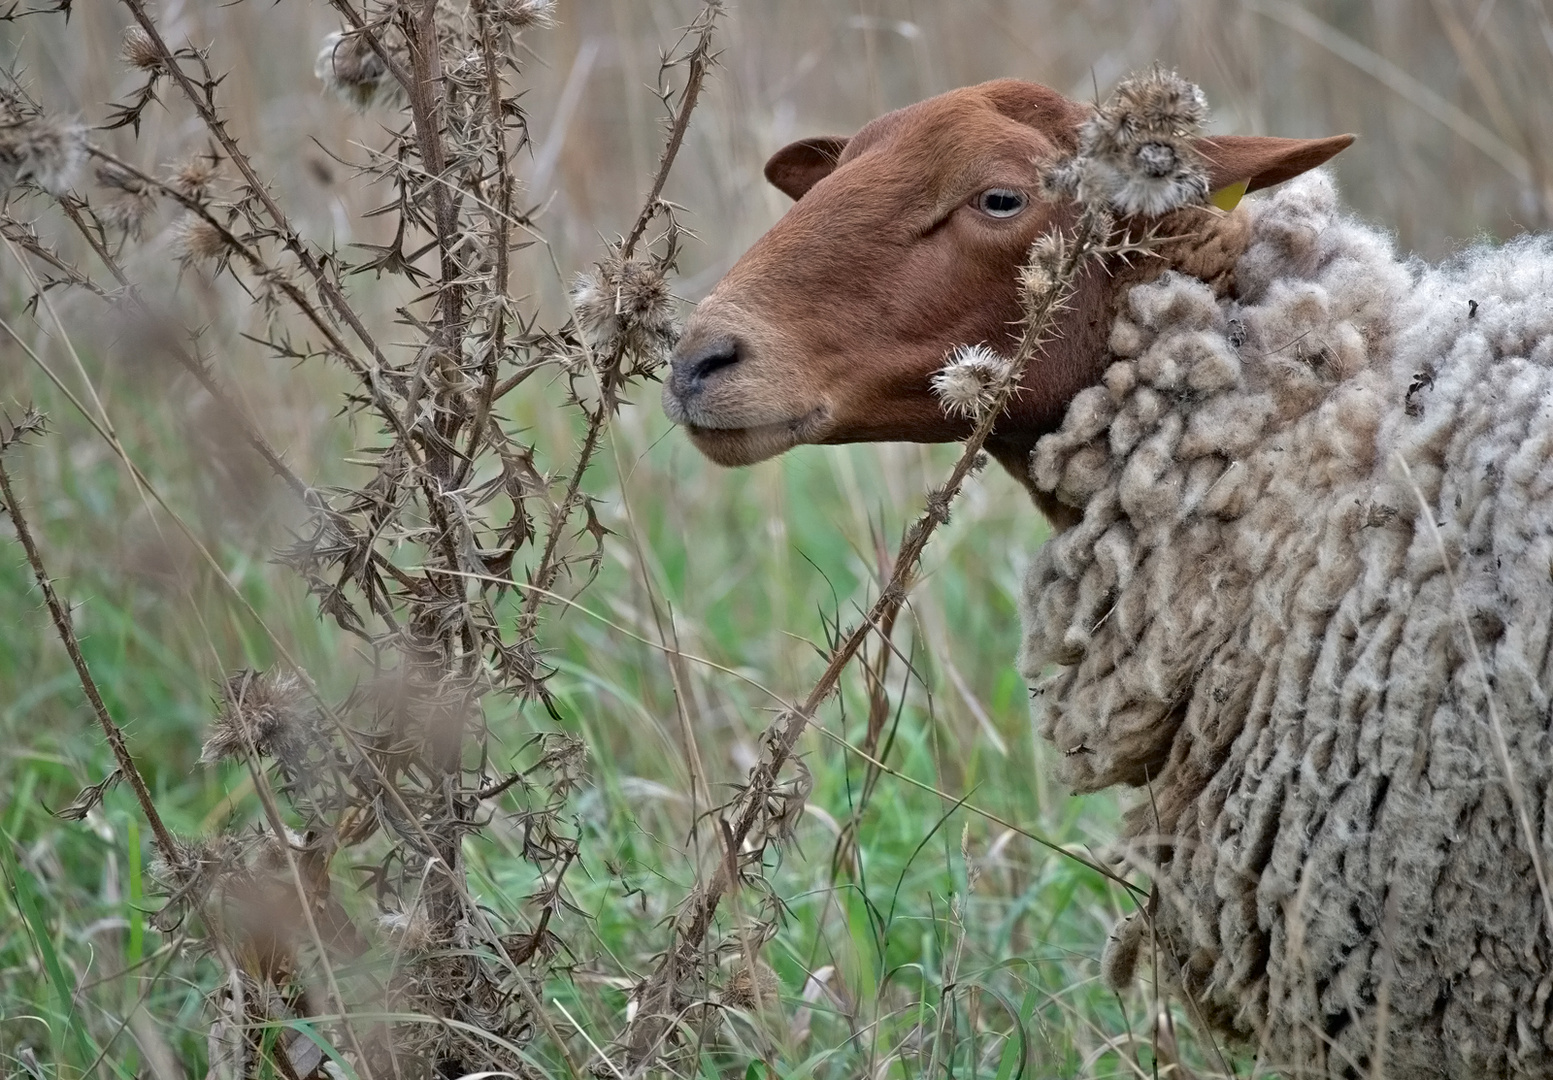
[97,168,157,238]
[201,669,309,764]
[931,344,1016,422]
[171,213,233,267]
[721,960,781,1011]
[571,257,679,366]
[0,110,87,196]
[1048,66,1211,217]
[493,0,555,29]
[121,26,164,72]
[170,153,221,199]
[314,30,400,110]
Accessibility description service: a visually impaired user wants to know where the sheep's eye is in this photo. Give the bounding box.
[977,188,1026,218]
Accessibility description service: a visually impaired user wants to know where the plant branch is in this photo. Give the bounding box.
[0,456,180,866]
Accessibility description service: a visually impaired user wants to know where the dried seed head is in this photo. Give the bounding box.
[97,168,157,238]
[1026,231,1070,290]
[961,821,982,893]
[150,833,244,908]
[314,30,399,110]
[1048,66,1211,217]
[1018,255,1058,300]
[171,213,232,266]
[1087,65,1208,156]
[0,112,87,196]
[571,257,679,366]
[721,960,781,1011]
[121,26,164,72]
[931,344,1016,422]
[378,908,436,951]
[201,668,309,764]
[170,153,220,199]
[493,0,555,29]
[101,188,158,239]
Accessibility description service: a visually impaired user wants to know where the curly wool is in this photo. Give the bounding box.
[1020,172,1553,1078]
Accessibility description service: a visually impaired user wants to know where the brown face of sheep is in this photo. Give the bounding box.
[663,78,1354,484]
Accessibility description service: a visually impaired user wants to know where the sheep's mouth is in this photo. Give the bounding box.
[681,409,829,467]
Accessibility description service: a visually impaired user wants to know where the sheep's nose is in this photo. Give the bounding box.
[672,334,741,394]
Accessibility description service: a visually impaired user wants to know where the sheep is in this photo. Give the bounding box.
[664,75,1553,1078]
[1023,169,1553,1078]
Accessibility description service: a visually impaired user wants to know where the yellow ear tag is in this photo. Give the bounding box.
[1209,179,1249,211]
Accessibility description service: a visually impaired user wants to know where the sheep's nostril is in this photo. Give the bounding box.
[676,336,741,391]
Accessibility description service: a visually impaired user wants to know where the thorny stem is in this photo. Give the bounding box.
[4,207,426,605]
[116,0,417,451]
[396,1,470,496]
[829,596,905,881]
[0,458,180,866]
[455,0,519,488]
[79,145,402,437]
[622,5,719,260]
[616,202,1118,1072]
[516,2,719,646]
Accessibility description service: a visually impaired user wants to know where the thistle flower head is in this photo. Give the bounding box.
[170,152,221,199]
[493,0,555,29]
[314,30,400,110]
[931,344,1016,422]
[201,668,309,764]
[171,212,232,267]
[0,109,86,197]
[721,959,781,1010]
[97,168,157,238]
[121,26,164,72]
[571,256,679,367]
[1046,66,1211,217]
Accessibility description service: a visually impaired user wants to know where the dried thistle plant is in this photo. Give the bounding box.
[314,29,401,110]
[0,96,86,196]
[1045,65,1211,217]
[931,343,1017,422]
[0,1,721,1076]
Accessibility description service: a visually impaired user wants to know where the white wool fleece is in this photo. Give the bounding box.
[1020,172,1553,1079]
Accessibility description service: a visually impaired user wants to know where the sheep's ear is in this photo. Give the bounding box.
[1195,133,1356,209]
[765,136,850,201]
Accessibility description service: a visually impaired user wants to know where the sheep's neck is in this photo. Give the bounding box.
[991,205,1255,530]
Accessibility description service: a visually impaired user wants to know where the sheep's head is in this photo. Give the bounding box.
[663,77,1353,483]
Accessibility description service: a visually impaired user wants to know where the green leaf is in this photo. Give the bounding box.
[2,828,100,1072]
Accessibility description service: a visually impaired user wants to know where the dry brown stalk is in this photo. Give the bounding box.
[117,0,401,383]
[515,2,719,653]
[0,450,180,866]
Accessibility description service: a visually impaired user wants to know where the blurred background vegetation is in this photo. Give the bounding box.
[3,1,1551,1077]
